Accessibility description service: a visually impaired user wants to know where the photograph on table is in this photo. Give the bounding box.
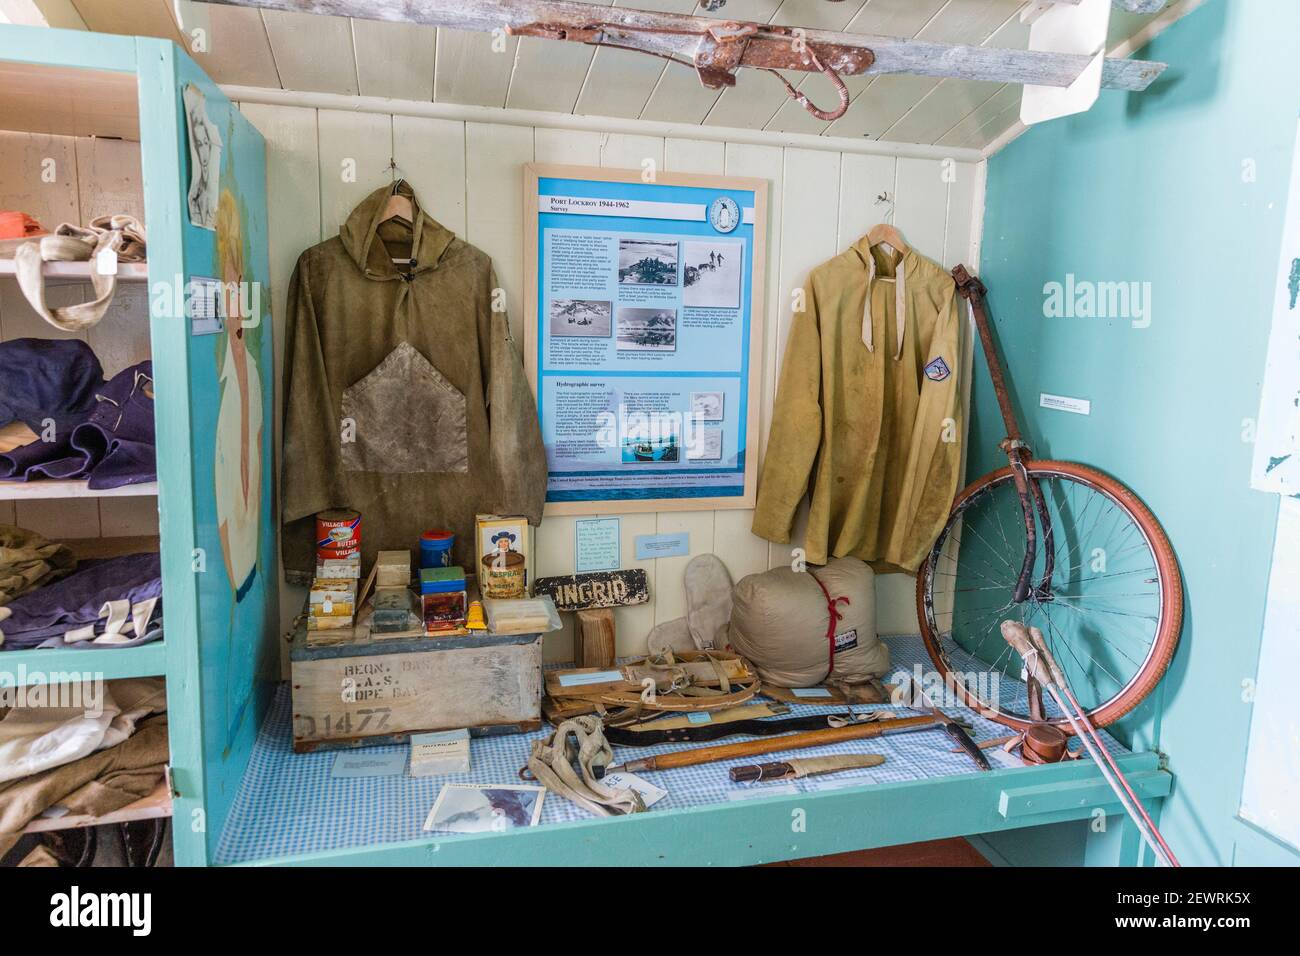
[617,307,677,352]
[682,239,742,309]
[423,784,546,834]
[549,298,612,337]
[618,238,679,285]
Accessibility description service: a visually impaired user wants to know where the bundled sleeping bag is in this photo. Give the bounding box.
[726,556,889,688]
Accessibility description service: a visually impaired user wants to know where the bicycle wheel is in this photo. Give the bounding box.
[916,460,1182,732]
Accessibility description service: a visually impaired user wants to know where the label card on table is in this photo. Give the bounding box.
[331,751,406,778]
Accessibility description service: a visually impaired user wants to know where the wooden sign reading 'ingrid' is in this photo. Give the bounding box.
[534,569,649,612]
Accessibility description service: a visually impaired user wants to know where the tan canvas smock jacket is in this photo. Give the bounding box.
[281,183,545,583]
[752,238,963,573]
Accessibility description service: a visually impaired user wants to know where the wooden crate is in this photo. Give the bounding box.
[289,622,543,753]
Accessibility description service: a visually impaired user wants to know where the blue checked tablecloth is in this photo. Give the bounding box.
[213,634,1124,864]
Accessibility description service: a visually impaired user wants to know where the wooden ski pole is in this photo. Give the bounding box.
[606,714,939,773]
[1001,621,1180,867]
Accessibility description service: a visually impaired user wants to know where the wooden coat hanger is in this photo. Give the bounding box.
[380,176,414,225]
[865,222,909,256]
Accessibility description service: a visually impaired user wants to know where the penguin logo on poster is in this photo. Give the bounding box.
[924,356,952,382]
[708,196,740,234]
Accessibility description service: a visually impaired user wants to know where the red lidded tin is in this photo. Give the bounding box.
[316,509,361,560]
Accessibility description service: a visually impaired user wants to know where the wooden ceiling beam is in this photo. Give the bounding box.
[199,0,1166,92]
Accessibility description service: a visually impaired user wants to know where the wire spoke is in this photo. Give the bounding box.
[924,468,1169,725]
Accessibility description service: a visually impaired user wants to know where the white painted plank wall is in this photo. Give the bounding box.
[236,103,983,658]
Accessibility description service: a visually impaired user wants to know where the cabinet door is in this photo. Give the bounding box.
[140,40,279,866]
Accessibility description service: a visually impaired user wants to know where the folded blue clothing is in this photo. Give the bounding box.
[0,552,162,650]
[0,338,103,433]
[0,361,156,489]
[36,617,164,651]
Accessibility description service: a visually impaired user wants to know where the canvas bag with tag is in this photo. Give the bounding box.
[726,556,890,688]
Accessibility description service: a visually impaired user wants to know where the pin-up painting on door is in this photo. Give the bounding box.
[175,62,278,829]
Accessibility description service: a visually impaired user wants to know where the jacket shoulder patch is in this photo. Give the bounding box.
[924,356,951,382]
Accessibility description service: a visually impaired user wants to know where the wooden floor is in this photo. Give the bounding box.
[770,838,991,867]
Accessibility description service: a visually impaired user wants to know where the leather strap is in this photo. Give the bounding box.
[525,716,646,817]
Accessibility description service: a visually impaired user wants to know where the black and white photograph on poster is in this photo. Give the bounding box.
[618,238,679,285]
[691,390,725,421]
[688,428,724,461]
[683,240,742,308]
[423,784,545,834]
[617,307,677,351]
[550,298,612,337]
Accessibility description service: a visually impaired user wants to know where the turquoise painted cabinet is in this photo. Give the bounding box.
[0,25,278,866]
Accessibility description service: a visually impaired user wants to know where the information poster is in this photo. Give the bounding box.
[524,164,766,514]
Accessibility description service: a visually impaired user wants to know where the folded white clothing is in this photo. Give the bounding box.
[0,677,166,784]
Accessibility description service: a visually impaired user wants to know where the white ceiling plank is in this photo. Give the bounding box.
[1,0,86,28]
[702,69,804,130]
[434,27,516,107]
[883,77,1004,145]
[877,8,1028,145]
[506,36,600,113]
[187,3,282,89]
[826,72,939,139]
[920,0,1025,44]
[261,9,358,94]
[572,0,695,120]
[69,0,184,42]
[352,18,436,101]
[845,0,949,38]
[940,85,1022,150]
[639,58,723,125]
[504,0,614,113]
[574,46,668,118]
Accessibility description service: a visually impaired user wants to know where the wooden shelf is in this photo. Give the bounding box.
[0,259,148,281]
[21,781,172,835]
[0,478,158,501]
[65,535,160,560]
[0,640,166,684]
